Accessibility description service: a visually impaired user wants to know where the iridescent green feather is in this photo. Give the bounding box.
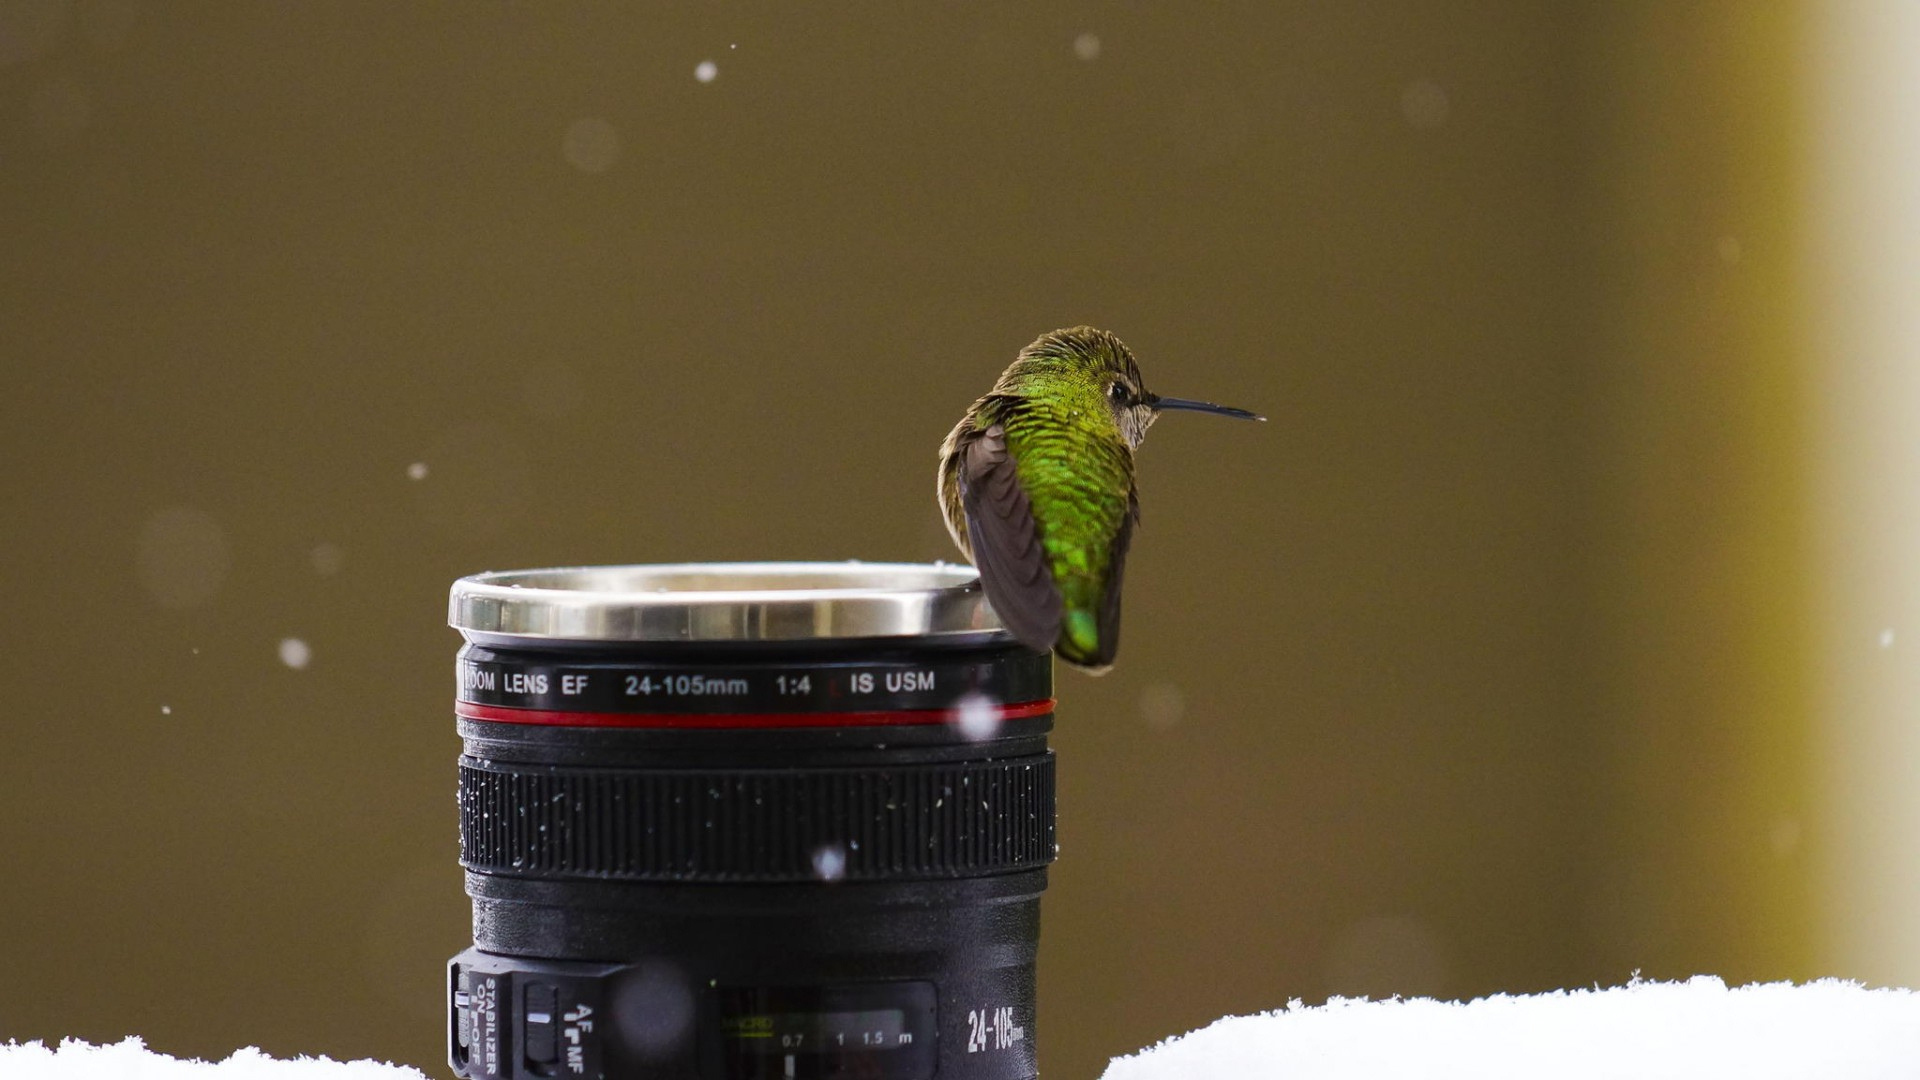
[999,396,1133,665]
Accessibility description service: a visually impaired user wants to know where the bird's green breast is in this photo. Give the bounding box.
[998,398,1134,659]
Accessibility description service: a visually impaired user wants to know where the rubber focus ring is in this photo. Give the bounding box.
[459,755,1058,883]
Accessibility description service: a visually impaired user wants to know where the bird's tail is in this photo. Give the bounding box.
[1054,608,1115,675]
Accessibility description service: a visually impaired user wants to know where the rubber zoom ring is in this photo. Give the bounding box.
[458,756,1057,883]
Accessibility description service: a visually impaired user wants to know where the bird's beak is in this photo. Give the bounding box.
[1147,394,1266,422]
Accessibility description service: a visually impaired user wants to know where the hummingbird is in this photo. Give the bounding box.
[938,326,1262,673]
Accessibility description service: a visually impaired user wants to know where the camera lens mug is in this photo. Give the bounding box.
[446,564,1057,1080]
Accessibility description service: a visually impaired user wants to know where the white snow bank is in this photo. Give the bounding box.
[0,1038,427,1080]
[1103,977,1920,1080]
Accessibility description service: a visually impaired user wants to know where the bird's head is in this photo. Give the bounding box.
[996,326,1264,450]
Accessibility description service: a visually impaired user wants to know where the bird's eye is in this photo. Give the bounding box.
[1108,382,1130,403]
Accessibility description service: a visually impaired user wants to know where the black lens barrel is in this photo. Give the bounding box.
[447,564,1055,1080]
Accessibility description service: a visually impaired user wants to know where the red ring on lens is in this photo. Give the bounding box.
[454,698,1056,729]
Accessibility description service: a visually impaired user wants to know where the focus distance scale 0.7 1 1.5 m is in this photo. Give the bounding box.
[446,563,1058,1080]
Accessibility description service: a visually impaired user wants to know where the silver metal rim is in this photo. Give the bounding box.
[448,561,1005,646]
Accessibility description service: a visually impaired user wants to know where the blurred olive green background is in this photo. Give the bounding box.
[9,2,1919,1077]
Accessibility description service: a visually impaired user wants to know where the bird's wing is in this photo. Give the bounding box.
[958,423,1063,655]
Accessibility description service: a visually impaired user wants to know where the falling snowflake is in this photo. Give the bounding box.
[953,692,1001,741]
[811,844,847,882]
[278,638,313,670]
